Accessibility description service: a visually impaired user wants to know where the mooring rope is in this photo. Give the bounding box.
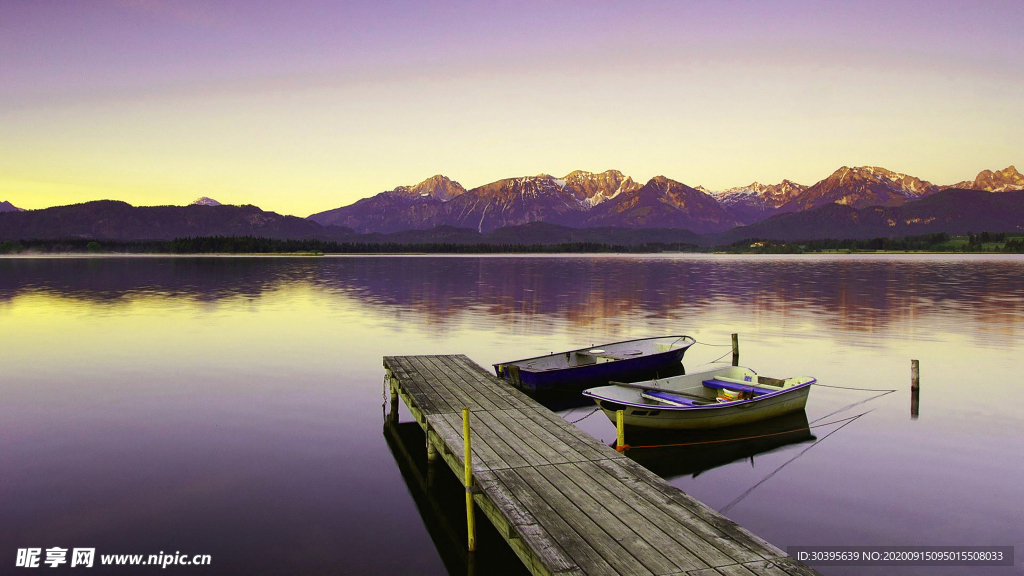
[812,382,898,392]
[690,348,735,369]
[719,410,871,514]
[692,340,735,348]
[810,388,894,424]
[567,406,601,424]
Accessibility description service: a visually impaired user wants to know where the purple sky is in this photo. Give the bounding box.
[2,0,1022,214]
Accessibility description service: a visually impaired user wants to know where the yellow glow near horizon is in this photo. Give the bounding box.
[2,21,1021,217]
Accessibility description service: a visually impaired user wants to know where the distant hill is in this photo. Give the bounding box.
[0,201,23,213]
[718,189,1024,243]
[0,200,335,241]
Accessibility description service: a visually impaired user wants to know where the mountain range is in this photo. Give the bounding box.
[309,170,742,233]
[309,165,1023,233]
[1,165,1021,245]
[716,189,1024,243]
[0,200,24,213]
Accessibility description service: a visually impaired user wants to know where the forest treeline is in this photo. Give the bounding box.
[1,233,1021,255]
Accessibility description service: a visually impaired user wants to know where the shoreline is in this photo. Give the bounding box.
[2,251,1022,259]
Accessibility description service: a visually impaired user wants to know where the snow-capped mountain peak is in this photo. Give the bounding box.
[782,166,937,212]
[392,175,467,201]
[561,169,640,207]
[714,180,807,207]
[191,197,222,206]
[944,165,1024,192]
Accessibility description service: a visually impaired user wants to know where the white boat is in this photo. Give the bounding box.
[582,366,815,430]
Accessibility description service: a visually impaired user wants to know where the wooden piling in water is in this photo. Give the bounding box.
[732,333,740,366]
[462,407,476,552]
[911,359,920,419]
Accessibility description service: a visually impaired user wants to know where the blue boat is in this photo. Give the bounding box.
[493,335,695,392]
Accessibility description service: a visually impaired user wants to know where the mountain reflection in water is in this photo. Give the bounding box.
[3,256,1023,344]
[2,254,1022,576]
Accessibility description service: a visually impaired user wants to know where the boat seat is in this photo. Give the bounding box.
[592,349,643,361]
[641,390,710,407]
[702,378,777,395]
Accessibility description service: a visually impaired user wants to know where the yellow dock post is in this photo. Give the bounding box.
[463,407,476,552]
[615,409,627,452]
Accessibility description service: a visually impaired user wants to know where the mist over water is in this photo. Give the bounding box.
[1,255,1022,575]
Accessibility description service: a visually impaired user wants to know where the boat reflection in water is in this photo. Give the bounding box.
[382,414,529,576]
[624,412,816,480]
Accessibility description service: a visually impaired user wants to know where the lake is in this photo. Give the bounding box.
[1,254,1021,575]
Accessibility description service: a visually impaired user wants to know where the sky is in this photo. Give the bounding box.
[1,0,1022,216]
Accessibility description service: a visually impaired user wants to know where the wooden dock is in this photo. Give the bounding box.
[383,354,821,576]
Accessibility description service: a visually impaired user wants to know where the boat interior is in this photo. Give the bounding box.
[591,366,814,407]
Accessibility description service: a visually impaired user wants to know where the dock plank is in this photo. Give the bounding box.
[432,412,513,471]
[494,467,621,576]
[558,462,716,572]
[407,356,494,412]
[435,355,521,410]
[531,464,683,574]
[572,461,739,568]
[382,355,819,576]
[475,411,552,467]
[391,356,455,414]
[421,355,511,412]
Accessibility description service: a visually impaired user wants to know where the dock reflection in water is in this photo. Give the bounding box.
[383,413,529,576]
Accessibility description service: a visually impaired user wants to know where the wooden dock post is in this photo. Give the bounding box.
[426,437,438,463]
[462,407,476,552]
[385,373,399,423]
[911,359,920,419]
[731,333,740,366]
[615,409,627,452]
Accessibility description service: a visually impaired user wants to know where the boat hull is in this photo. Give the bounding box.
[494,336,693,392]
[586,372,813,430]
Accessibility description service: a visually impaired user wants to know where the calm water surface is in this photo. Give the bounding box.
[1,255,1022,575]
